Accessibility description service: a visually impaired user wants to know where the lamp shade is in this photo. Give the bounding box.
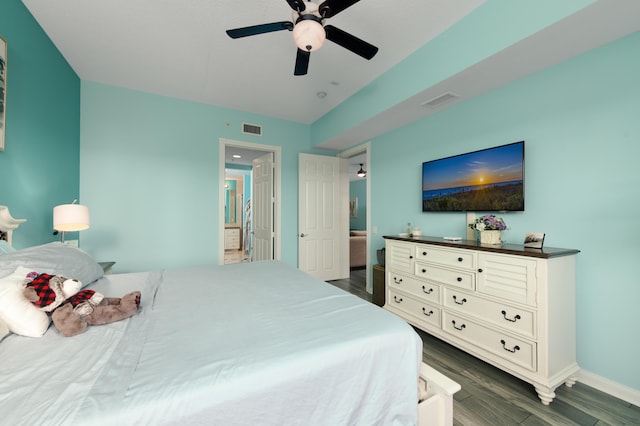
[292,19,325,52]
[53,204,90,232]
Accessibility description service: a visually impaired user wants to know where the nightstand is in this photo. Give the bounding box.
[372,264,385,307]
[98,261,116,275]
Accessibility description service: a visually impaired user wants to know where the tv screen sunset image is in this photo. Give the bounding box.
[422,142,524,212]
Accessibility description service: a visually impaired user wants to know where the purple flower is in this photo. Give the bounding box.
[468,214,507,231]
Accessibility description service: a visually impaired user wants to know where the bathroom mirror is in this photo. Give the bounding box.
[226,188,236,224]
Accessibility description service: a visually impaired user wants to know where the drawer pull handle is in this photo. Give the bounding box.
[422,307,434,316]
[457,257,463,262]
[393,277,403,284]
[500,339,521,353]
[456,277,462,282]
[501,310,521,323]
[393,296,403,303]
[478,268,483,273]
[422,251,427,256]
[453,295,467,305]
[422,268,427,274]
[422,286,433,294]
[409,255,414,259]
[452,320,466,331]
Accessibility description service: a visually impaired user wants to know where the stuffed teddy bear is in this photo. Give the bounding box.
[22,272,141,337]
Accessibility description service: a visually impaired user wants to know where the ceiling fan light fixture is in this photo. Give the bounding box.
[293,17,325,52]
[357,163,366,178]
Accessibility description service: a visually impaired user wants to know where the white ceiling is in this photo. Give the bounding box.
[21,0,483,122]
[21,0,640,155]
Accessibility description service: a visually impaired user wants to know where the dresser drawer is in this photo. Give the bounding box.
[415,245,475,269]
[387,272,440,304]
[387,289,441,328]
[442,288,536,339]
[415,263,474,291]
[443,311,536,372]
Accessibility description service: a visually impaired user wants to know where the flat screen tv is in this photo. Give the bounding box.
[422,141,524,212]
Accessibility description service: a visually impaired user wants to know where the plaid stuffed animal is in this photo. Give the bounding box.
[22,273,100,313]
[22,272,141,337]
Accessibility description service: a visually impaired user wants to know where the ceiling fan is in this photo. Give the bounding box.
[226,0,378,76]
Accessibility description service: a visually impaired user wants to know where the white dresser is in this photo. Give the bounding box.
[224,227,241,251]
[384,236,580,405]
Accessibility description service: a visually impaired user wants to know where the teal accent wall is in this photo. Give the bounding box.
[0,0,80,248]
[368,32,640,391]
[79,81,310,272]
[349,179,366,230]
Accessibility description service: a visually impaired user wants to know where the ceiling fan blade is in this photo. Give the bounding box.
[318,0,361,18]
[324,25,378,60]
[285,0,306,13]
[294,49,310,76]
[226,21,293,39]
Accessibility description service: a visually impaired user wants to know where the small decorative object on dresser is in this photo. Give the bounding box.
[479,229,501,245]
[469,214,507,245]
[524,232,545,249]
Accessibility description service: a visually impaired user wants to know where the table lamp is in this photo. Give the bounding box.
[53,199,90,243]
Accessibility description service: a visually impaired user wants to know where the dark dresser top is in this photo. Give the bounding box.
[383,235,580,259]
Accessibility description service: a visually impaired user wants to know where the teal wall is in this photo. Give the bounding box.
[367,32,640,391]
[349,179,366,230]
[79,82,310,272]
[0,0,80,248]
[312,0,596,145]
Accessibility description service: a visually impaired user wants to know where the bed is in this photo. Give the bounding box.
[0,207,460,426]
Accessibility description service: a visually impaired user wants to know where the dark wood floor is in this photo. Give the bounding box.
[327,270,640,426]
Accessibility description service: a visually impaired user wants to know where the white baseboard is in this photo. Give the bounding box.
[578,370,640,407]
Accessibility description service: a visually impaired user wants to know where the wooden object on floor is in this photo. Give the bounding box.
[224,226,241,250]
[372,264,385,307]
[383,235,580,405]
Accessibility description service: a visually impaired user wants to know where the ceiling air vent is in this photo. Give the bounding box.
[242,123,262,136]
[421,92,460,109]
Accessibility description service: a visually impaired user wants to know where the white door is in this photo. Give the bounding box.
[252,152,274,261]
[298,153,349,281]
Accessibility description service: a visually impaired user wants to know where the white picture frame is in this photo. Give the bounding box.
[524,232,545,249]
[349,197,358,217]
[0,36,6,152]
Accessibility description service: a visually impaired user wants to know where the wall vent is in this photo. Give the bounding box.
[242,123,262,136]
[421,92,460,109]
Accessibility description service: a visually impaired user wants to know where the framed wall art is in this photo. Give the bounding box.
[0,36,6,151]
[349,197,358,217]
[524,232,545,249]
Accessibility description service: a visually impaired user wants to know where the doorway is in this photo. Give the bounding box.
[219,138,281,265]
[338,143,371,293]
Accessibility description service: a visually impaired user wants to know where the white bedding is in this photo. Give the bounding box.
[0,261,422,425]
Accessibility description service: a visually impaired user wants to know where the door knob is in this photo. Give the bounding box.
[300,233,308,237]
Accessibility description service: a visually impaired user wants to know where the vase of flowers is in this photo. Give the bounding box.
[468,214,507,245]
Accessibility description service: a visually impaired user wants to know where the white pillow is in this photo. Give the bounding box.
[0,266,51,337]
[0,242,103,285]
